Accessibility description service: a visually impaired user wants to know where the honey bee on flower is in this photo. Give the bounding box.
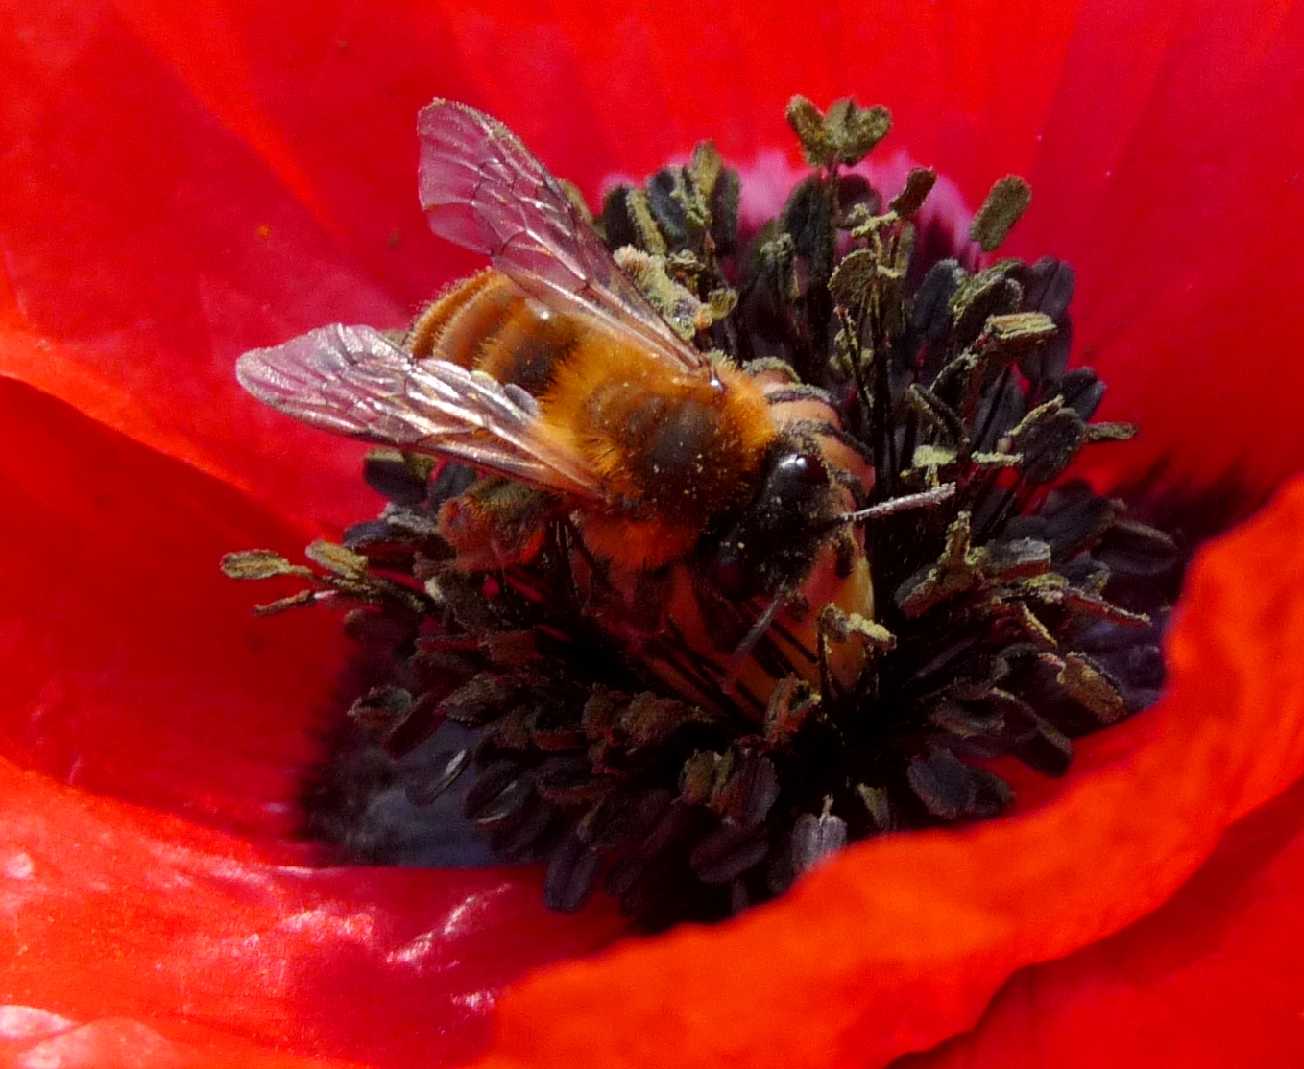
[238,100,885,713]
[230,96,1177,922]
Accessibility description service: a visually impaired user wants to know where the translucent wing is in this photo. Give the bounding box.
[237,323,605,501]
[418,99,708,375]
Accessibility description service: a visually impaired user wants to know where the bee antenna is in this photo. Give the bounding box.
[828,483,957,531]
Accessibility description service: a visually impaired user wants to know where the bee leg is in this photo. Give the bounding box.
[814,609,848,706]
[722,592,790,697]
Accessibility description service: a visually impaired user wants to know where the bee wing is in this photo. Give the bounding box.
[418,99,708,375]
[237,323,606,501]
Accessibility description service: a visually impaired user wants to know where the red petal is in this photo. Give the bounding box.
[1,759,622,1068]
[0,4,407,530]
[468,477,1304,1069]
[1008,2,1304,498]
[900,774,1304,1068]
[0,374,349,837]
[0,1008,367,1069]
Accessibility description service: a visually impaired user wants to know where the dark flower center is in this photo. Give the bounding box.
[226,96,1182,928]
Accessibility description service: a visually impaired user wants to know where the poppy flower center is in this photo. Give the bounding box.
[226,95,1181,928]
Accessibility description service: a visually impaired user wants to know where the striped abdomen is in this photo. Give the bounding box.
[407,268,580,395]
[409,269,777,541]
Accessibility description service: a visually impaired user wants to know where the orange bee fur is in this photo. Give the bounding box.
[412,269,777,570]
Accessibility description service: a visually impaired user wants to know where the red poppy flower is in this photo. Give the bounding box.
[4,2,1304,1067]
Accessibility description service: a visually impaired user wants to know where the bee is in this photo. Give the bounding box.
[238,100,876,715]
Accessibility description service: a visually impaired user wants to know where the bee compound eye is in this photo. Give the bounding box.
[792,452,823,482]
[770,450,828,498]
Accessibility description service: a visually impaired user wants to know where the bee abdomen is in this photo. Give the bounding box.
[407,268,505,360]
[476,304,580,395]
[407,269,577,397]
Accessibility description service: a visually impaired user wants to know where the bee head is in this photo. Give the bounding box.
[707,436,837,600]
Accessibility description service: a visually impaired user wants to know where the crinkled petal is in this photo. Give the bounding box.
[469,477,1304,1069]
[0,759,623,1068]
[901,774,1304,1068]
[0,1010,367,1069]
